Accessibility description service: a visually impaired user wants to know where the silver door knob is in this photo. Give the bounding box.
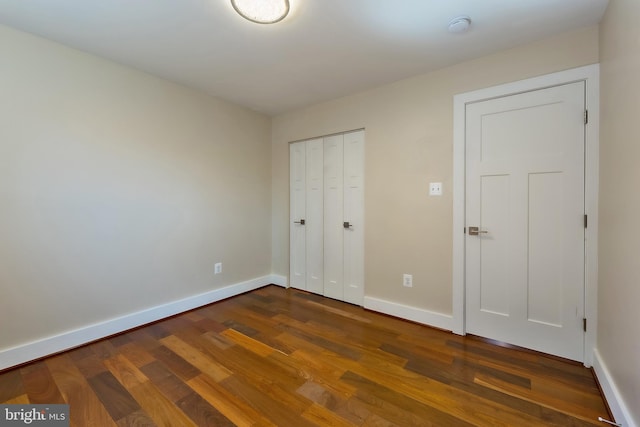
[468,226,488,236]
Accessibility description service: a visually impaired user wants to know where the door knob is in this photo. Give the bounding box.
[343,221,353,229]
[468,226,488,236]
[294,219,305,225]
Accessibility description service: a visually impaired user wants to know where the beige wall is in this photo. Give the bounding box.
[599,0,640,423]
[272,25,599,315]
[0,25,272,352]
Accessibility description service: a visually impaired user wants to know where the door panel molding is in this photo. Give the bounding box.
[452,64,600,366]
[289,141,307,290]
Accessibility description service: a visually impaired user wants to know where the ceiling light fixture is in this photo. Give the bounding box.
[448,16,472,34]
[231,0,290,24]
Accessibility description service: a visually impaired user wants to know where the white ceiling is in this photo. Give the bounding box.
[0,0,609,115]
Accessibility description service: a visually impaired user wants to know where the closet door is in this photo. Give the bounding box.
[289,141,306,290]
[323,134,344,300]
[305,139,324,294]
[343,130,365,305]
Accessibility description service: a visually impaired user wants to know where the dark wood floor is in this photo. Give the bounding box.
[0,285,611,426]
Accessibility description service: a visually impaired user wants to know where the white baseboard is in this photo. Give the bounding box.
[592,348,637,427]
[363,296,453,331]
[0,275,274,371]
[268,274,288,288]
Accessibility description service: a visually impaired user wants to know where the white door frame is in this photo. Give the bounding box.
[452,64,600,367]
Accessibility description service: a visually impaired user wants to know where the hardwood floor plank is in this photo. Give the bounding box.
[0,286,610,426]
[74,354,109,378]
[103,354,149,389]
[160,335,232,382]
[361,413,399,427]
[279,323,363,360]
[176,329,307,392]
[187,373,276,427]
[91,340,119,360]
[220,327,278,357]
[304,299,372,323]
[67,345,95,362]
[296,380,364,425]
[221,375,318,427]
[3,394,30,404]
[380,341,455,367]
[222,319,260,337]
[287,350,356,398]
[474,374,602,426]
[125,329,162,352]
[21,362,65,404]
[117,341,156,368]
[175,392,235,427]
[303,347,553,426]
[341,370,476,427]
[139,361,194,403]
[106,351,197,427]
[0,368,24,403]
[109,333,133,348]
[533,375,609,411]
[46,354,117,426]
[146,323,171,340]
[447,339,596,388]
[302,402,356,427]
[129,380,197,427]
[87,371,141,421]
[201,330,235,350]
[147,345,200,381]
[116,409,158,427]
[193,318,228,334]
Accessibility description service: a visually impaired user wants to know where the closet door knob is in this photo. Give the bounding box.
[468,226,488,235]
[343,221,353,229]
[294,219,305,225]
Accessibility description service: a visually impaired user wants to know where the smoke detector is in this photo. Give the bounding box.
[448,16,472,34]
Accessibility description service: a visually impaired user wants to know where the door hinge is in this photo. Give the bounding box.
[584,214,588,229]
[583,318,587,332]
[584,110,589,125]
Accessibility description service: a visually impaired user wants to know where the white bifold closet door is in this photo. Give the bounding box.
[289,130,364,305]
[289,141,306,290]
[323,135,344,300]
[305,139,324,294]
[289,138,323,292]
[342,131,365,305]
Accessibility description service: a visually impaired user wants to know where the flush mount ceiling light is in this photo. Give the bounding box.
[448,16,472,34]
[231,0,290,24]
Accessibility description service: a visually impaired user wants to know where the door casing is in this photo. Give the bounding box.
[452,64,600,367]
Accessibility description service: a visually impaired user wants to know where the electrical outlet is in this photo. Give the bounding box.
[429,182,442,196]
[403,274,413,287]
[214,262,222,274]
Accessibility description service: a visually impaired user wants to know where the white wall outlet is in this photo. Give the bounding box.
[403,274,413,287]
[214,262,222,274]
[429,182,443,196]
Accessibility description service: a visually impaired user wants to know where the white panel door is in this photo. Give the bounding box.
[465,82,585,361]
[323,134,344,300]
[305,139,324,294]
[343,130,365,305]
[289,141,306,290]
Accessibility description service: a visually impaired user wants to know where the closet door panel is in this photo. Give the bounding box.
[323,135,344,300]
[305,139,324,294]
[343,131,365,305]
[289,142,307,290]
